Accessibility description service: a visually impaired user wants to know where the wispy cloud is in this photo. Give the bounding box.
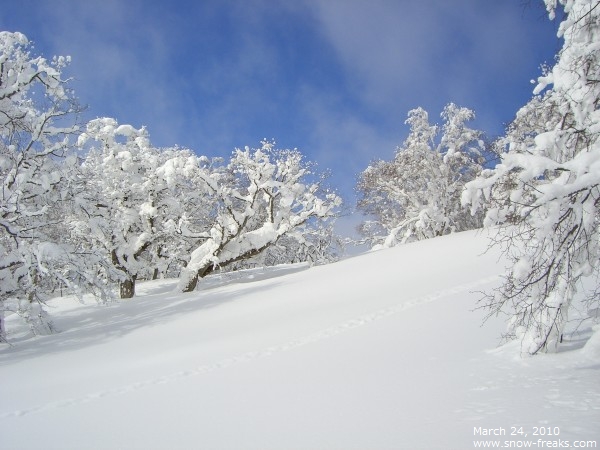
[1,0,560,209]
[27,0,195,145]
[302,0,560,134]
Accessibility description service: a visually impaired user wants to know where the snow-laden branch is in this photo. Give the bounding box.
[463,0,600,354]
[179,142,341,292]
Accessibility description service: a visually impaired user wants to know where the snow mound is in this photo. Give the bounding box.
[580,324,600,359]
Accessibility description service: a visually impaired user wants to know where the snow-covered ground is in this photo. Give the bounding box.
[1,230,598,449]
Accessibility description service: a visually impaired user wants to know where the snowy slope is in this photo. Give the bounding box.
[1,230,598,450]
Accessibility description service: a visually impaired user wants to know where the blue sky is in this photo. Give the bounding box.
[2,0,561,231]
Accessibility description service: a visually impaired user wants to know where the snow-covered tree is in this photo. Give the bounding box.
[357,103,485,248]
[75,118,204,298]
[0,32,92,338]
[262,222,344,267]
[179,141,341,292]
[462,0,600,354]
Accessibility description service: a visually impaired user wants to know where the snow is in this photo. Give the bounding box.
[581,325,600,358]
[1,230,598,449]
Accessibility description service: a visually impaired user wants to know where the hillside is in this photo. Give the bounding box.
[1,230,598,449]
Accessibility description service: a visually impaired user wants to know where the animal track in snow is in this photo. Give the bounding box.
[1,275,499,420]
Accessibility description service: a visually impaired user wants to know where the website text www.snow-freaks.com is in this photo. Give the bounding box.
[472,426,597,448]
[473,440,597,448]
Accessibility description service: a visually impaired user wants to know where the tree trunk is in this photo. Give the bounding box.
[112,249,137,299]
[120,275,136,299]
[0,306,5,343]
[181,272,199,293]
[181,239,278,293]
[181,264,215,293]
